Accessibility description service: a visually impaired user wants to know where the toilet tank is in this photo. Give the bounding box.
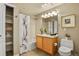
[60,39,73,50]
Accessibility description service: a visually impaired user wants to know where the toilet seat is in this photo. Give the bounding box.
[58,46,72,56]
[59,46,71,53]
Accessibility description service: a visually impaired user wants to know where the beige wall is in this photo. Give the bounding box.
[36,3,79,55]
[35,17,43,34]
[29,16,36,43]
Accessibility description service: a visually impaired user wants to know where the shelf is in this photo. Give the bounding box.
[6,50,13,56]
[6,42,13,45]
[6,14,13,18]
[6,36,12,38]
[6,30,12,32]
[6,39,13,42]
[6,38,13,43]
[6,23,13,25]
[6,45,13,51]
[6,28,12,30]
[6,27,13,32]
[6,22,13,24]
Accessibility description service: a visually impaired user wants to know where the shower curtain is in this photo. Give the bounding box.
[19,14,30,54]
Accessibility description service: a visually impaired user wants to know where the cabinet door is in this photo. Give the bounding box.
[52,38,58,55]
[43,37,53,54]
[0,4,5,56]
[36,36,43,49]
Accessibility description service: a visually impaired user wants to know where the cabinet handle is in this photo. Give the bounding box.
[49,43,58,46]
[0,35,2,37]
[54,43,57,46]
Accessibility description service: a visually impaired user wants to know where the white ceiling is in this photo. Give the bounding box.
[12,3,63,15]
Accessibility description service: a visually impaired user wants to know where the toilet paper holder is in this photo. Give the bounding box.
[54,43,58,46]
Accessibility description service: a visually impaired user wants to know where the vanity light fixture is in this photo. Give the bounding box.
[41,10,59,18]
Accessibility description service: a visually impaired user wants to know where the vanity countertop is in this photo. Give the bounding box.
[36,34,58,38]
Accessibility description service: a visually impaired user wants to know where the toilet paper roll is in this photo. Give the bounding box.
[54,43,57,46]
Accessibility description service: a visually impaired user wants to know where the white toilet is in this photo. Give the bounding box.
[58,39,73,56]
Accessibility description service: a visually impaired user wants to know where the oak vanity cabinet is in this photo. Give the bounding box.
[36,35,58,55]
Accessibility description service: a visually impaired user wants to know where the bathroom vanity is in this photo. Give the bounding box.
[36,34,58,55]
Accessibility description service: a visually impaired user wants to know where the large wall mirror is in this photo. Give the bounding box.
[42,16,58,35]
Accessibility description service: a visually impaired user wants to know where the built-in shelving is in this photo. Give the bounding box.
[6,14,13,18]
[5,6,14,56]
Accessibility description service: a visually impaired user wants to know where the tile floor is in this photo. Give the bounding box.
[21,48,58,56]
[21,48,78,56]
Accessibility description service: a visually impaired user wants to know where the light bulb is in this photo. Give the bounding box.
[44,14,48,18]
[48,12,51,16]
[52,11,55,14]
[50,13,53,17]
[47,14,50,18]
[41,15,44,18]
[54,12,57,16]
[52,11,57,16]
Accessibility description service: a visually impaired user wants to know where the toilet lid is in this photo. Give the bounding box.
[59,46,71,53]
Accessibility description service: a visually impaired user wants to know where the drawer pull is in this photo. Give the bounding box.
[0,35,2,37]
